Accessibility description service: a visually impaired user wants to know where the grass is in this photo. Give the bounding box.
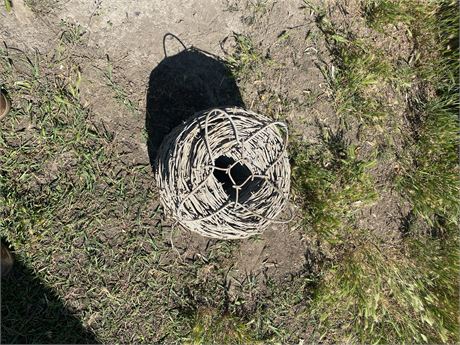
[319,37,396,123]
[0,48,107,244]
[291,135,376,242]
[397,95,459,226]
[104,56,140,116]
[0,43,109,342]
[225,33,267,80]
[395,0,460,227]
[184,308,259,345]
[0,25,267,345]
[312,13,410,126]
[1,0,458,343]
[0,39,165,343]
[292,0,459,343]
[4,0,12,12]
[361,0,433,32]
[311,230,459,344]
[362,0,417,29]
[312,0,459,225]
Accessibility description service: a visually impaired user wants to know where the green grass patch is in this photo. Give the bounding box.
[310,230,459,344]
[185,308,259,345]
[292,140,376,242]
[393,0,460,227]
[397,95,459,226]
[225,33,267,80]
[0,38,162,343]
[0,47,110,247]
[305,0,406,124]
[362,0,425,29]
[295,1,459,343]
[321,39,396,122]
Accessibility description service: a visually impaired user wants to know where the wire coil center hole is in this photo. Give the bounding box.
[213,156,253,201]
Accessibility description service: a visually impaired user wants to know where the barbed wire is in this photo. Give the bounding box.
[155,107,291,239]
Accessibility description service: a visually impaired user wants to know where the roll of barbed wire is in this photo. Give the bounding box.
[155,107,291,240]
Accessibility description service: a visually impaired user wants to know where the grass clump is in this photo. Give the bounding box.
[307,1,399,123]
[296,1,459,343]
[292,138,376,242]
[185,308,259,345]
[394,0,459,226]
[397,96,459,226]
[4,0,12,12]
[225,33,266,80]
[311,230,459,344]
[362,0,421,29]
[332,42,394,122]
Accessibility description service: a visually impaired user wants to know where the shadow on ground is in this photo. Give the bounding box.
[1,253,98,344]
[145,34,244,166]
